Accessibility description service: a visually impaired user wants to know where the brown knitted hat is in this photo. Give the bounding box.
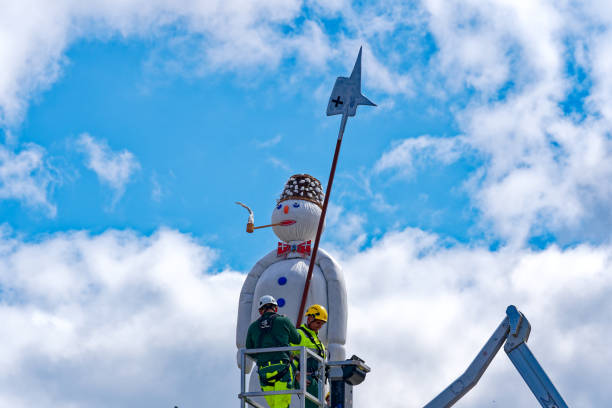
[278,174,324,208]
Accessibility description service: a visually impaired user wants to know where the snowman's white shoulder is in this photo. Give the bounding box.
[251,249,282,276]
[240,249,279,294]
[314,248,342,276]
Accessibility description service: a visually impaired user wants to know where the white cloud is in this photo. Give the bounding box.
[374,135,468,178]
[324,203,367,252]
[424,0,564,96]
[0,228,243,408]
[1,227,610,406]
[0,0,69,127]
[336,227,612,407]
[0,0,423,129]
[0,0,308,126]
[367,1,612,246]
[256,134,283,149]
[77,133,140,203]
[446,0,612,244]
[266,156,291,172]
[0,143,57,216]
[150,173,162,202]
[3,1,610,247]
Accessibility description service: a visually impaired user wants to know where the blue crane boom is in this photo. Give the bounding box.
[424,305,568,408]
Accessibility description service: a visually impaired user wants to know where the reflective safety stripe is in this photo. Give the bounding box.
[258,362,293,386]
[260,360,290,366]
[261,381,292,408]
[295,324,325,358]
[260,363,293,408]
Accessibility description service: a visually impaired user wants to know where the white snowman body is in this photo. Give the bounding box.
[236,184,347,408]
[250,256,328,340]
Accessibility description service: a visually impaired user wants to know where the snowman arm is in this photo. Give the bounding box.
[236,251,278,371]
[236,271,260,350]
[236,265,264,373]
[317,249,347,361]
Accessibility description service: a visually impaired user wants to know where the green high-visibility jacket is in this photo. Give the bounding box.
[246,312,301,366]
[291,324,326,372]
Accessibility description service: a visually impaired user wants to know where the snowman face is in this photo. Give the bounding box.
[271,199,324,242]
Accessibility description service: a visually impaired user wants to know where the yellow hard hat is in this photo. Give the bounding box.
[305,304,328,322]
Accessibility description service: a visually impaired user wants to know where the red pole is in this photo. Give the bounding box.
[296,114,348,327]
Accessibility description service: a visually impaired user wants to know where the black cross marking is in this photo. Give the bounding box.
[332,96,343,107]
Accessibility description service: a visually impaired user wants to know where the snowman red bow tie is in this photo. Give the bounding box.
[277,241,311,257]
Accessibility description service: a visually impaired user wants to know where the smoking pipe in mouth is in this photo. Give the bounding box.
[250,219,296,232]
[235,202,296,233]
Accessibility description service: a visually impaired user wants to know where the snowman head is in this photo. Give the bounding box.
[272,174,325,243]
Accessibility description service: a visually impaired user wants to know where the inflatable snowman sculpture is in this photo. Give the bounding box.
[236,173,347,406]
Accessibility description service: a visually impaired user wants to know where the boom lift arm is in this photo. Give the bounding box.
[424,305,568,408]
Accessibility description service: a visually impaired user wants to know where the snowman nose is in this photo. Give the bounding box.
[283,205,289,214]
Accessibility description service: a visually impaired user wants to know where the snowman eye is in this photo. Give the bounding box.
[292,202,300,208]
[276,204,282,210]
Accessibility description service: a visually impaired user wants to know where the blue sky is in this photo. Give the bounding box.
[4,30,472,270]
[1,1,612,407]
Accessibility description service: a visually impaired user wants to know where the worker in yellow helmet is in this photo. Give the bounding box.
[291,304,328,408]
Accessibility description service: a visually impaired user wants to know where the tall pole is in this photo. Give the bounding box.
[296,114,348,327]
[295,46,375,327]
